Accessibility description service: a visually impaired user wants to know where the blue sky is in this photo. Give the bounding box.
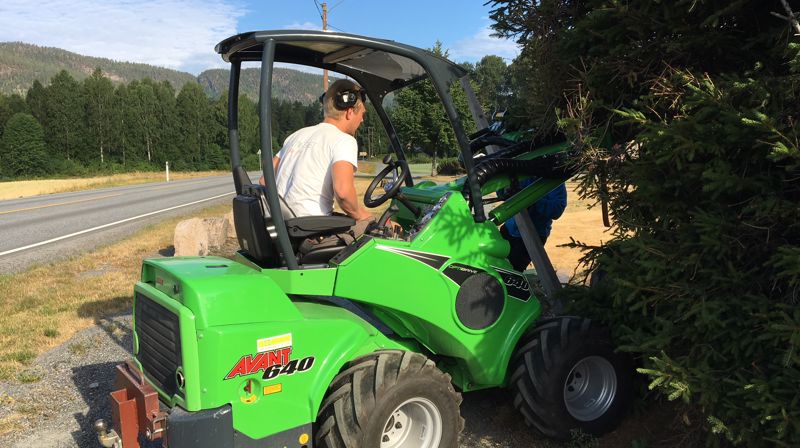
[0,0,519,75]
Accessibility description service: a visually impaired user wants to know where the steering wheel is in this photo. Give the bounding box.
[364,158,410,208]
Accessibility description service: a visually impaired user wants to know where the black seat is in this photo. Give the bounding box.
[232,175,354,266]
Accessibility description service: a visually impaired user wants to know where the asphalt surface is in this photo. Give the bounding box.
[0,175,238,274]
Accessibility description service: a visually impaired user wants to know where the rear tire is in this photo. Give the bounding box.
[509,316,632,439]
[316,350,464,448]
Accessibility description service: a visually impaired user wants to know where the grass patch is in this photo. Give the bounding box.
[0,170,227,200]
[0,415,22,438]
[3,351,35,365]
[17,371,42,384]
[67,341,91,356]
[0,201,231,381]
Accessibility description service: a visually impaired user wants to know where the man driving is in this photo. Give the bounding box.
[259,79,376,239]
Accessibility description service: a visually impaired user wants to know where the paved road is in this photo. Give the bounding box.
[0,174,240,274]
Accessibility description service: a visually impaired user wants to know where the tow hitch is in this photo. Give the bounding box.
[95,361,167,448]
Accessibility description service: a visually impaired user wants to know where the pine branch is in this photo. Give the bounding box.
[771,0,800,36]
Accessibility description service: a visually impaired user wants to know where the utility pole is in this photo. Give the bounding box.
[322,2,329,91]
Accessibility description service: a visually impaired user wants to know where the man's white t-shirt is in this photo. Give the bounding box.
[275,122,358,217]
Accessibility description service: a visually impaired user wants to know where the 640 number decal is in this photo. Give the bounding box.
[262,356,315,380]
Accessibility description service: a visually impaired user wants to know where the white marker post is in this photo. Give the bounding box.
[166,161,170,182]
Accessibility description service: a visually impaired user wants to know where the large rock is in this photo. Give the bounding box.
[173,217,232,256]
[224,210,236,239]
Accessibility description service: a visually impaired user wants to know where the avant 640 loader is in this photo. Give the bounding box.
[95,30,632,448]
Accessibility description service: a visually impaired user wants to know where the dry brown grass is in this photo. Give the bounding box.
[0,203,231,381]
[0,171,228,201]
[547,180,610,281]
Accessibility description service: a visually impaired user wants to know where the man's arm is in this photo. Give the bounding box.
[332,161,372,221]
[258,156,282,186]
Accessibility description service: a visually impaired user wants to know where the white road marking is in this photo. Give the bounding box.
[0,191,233,257]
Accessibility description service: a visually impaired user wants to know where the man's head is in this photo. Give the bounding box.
[322,79,367,136]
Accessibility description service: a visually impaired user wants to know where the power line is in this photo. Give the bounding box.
[312,0,322,20]
[327,23,346,32]
[329,0,346,12]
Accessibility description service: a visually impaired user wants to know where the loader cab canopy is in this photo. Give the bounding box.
[217,30,489,270]
[215,30,469,108]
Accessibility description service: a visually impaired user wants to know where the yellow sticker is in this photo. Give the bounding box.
[257,333,292,353]
[263,384,283,395]
[240,395,257,404]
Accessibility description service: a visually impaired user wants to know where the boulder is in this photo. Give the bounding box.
[224,210,236,239]
[173,217,232,256]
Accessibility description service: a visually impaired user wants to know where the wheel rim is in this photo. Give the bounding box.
[379,397,443,448]
[563,355,618,422]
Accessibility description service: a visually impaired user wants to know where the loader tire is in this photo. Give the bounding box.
[510,316,633,439]
[315,350,463,448]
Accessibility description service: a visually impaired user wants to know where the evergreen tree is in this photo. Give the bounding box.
[176,82,214,169]
[490,1,800,445]
[83,68,115,165]
[473,55,509,111]
[45,70,86,161]
[126,79,159,164]
[390,41,476,163]
[152,80,180,166]
[0,93,29,139]
[25,80,48,136]
[111,83,132,166]
[0,113,49,176]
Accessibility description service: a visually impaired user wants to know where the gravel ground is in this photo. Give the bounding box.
[0,313,562,448]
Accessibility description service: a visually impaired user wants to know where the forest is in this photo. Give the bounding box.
[0,48,508,179]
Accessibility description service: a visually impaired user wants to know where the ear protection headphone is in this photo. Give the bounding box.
[319,88,367,110]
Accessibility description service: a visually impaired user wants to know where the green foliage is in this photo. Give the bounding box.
[389,41,476,159]
[84,68,115,164]
[435,157,464,175]
[0,113,50,177]
[0,67,326,178]
[473,55,510,111]
[492,0,800,445]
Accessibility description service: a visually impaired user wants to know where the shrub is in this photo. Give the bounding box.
[435,157,465,175]
[407,153,431,164]
[0,113,49,177]
[490,1,800,445]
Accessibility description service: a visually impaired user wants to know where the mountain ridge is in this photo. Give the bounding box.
[0,42,324,103]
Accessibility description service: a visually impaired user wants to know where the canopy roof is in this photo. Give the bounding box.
[215,30,468,96]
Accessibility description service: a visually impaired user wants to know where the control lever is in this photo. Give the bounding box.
[396,193,421,217]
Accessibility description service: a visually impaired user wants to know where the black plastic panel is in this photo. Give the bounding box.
[135,293,183,398]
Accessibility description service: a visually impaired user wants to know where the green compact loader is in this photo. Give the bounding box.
[94,30,632,448]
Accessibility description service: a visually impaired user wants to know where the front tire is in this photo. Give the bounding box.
[509,316,632,439]
[316,350,464,448]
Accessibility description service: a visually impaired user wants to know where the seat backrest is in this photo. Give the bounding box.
[233,165,251,195]
[232,191,280,267]
[233,183,294,267]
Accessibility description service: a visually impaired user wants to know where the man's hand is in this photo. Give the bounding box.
[385,219,402,233]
